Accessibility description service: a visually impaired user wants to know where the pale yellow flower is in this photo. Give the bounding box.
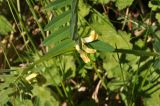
[75,30,98,63]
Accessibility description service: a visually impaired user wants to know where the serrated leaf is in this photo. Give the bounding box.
[44,10,71,31]
[45,66,63,85]
[115,0,134,10]
[89,40,115,52]
[14,99,33,106]
[0,15,14,35]
[62,55,76,76]
[0,88,14,105]
[32,86,59,106]
[45,0,72,10]
[43,27,70,46]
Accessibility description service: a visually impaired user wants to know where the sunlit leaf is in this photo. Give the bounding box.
[0,88,14,105]
[0,15,14,35]
[32,86,59,106]
[115,0,134,10]
[156,13,160,23]
[78,0,91,17]
[148,0,160,11]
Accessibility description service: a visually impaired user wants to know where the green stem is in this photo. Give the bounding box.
[8,0,37,52]
[114,49,159,57]
[116,51,126,85]
[61,82,68,98]
[2,47,11,68]
[7,0,27,44]
[9,0,45,59]
[25,0,46,39]
[11,42,24,63]
[93,63,108,90]
[61,82,74,105]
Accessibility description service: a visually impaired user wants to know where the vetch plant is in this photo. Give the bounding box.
[0,0,160,106]
[75,30,98,63]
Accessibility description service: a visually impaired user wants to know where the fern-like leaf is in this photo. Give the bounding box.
[45,0,72,10]
[44,10,71,31]
[43,27,70,46]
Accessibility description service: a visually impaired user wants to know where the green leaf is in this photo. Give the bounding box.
[22,39,75,75]
[47,39,74,54]
[70,0,78,40]
[63,55,76,79]
[153,58,160,69]
[14,99,33,106]
[0,15,14,35]
[32,86,59,106]
[0,88,14,105]
[114,49,158,57]
[90,0,110,4]
[153,39,160,53]
[39,39,75,63]
[89,40,115,52]
[0,75,17,91]
[144,83,160,106]
[115,0,134,10]
[43,27,70,46]
[156,13,160,23]
[44,10,71,31]
[45,66,63,85]
[148,0,160,11]
[90,12,132,49]
[91,9,117,37]
[45,0,72,10]
[78,0,91,17]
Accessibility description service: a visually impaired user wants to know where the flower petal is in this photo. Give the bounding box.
[83,44,96,54]
[79,50,90,63]
[82,30,98,43]
[75,44,90,63]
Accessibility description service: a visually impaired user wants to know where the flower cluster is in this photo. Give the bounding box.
[75,30,98,63]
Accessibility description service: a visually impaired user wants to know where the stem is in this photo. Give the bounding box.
[114,49,159,57]
[2,47,11,68]
[93,63,108,90]
[25,0,46,39]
